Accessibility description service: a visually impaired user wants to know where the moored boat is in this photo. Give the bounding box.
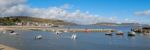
[128,31,136,36]
[35,35,43,39]
[105,31,112,36]
[9,31,17,35]
[116,31,124,35]
[55,31,62,35]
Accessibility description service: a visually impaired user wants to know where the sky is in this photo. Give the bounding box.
[0,0,150,24]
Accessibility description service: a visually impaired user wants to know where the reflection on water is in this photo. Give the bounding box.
[0,26,150,50]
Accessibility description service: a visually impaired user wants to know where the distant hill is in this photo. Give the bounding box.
[0,16,76,25]
[92,22,117,26]
[92,22,140,26]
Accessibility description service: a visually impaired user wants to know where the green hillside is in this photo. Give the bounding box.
[0,16,76,25]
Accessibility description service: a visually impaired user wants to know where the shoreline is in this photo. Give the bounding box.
[0,26,116,32]
[0,44,18,50]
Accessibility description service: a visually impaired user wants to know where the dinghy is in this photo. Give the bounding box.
[35,35,43,39]
[128,31,136,36]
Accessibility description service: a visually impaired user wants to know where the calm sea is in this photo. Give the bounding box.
[0,25,150,50]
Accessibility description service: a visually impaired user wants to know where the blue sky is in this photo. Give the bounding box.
[0,0,150,24]
[26,0,150,24]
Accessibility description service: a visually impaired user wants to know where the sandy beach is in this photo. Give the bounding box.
[0,44,18,50]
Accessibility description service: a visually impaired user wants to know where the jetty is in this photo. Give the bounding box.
[0,26,115,32]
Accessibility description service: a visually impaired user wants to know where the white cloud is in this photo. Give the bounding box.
[0,0,137,24]
[123,18,138,23]
[135,10,150,16]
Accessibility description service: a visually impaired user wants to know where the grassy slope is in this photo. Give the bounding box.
[0,16,76,25]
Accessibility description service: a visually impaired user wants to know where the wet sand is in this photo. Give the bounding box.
[0,44,18,50]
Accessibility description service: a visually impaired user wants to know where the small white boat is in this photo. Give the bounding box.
[35,35,42,39]
[9,31,17,35]
[105,31,112,35]
[116,31,124,35]
[55,31,62,35]
[128,31,136,36]
[71,34,77,40]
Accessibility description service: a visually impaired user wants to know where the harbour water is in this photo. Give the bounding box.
[0,25,150,50]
